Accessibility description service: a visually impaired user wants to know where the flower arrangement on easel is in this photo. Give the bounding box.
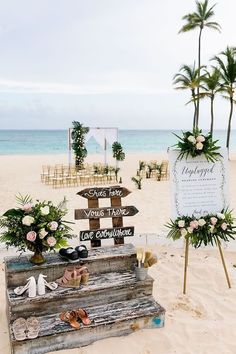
[0,195,73,264]
[174,128,221,162]
[166,209,236,293]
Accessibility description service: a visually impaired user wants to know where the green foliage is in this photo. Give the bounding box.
[131,176,142,190]
[166,209,236,248]
[0,196,73,253]
[139,161,146,171]
[174,128,221,162]
[112,141,125,162]
[71,121,89,168]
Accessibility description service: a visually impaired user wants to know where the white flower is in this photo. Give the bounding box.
[40,206,50,215]
[210,217,218,225]
[217,213,225,220]
[198,218,206,227]
[187,135,196,144]
[39,228,48,239]
[196,142,203,150]
[178,220,185,228]
[180,228,188,237]
[22,215,35,226]
[48,221,58,231]
[187,227,194,234]
[196,135,205,143]
[221,222,227,231]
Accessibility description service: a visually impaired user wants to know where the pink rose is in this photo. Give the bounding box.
[190,220,199,229]
[221,222,227,231]
[48,221,58,231]
[196,135,205,143]
[47,236,57,247]
[210,217,218,225]
[26,231,37,242]
[22,203,33,212]
[196,142,203,150]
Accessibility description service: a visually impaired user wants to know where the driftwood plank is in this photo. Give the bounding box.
[75,205,139,220]
[88,198,101,247]
[77,186,131,199]
[80,226,134,241]
[10,297,165,354]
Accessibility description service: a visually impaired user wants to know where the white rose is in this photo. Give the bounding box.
[178,220,185,228]
[187,227,193,234]
[39,228,48,239]
[40,206,50,215]
[180,228,188,237]
[196,135,205,143]
[198,218,206,227]
[187,135,196,144]
[217,213,225,220]
[49,221,58,231]
[22,215,35,226]
[196,142,203,150]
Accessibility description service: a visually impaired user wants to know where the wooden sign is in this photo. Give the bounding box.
[75,185,139,248]
[80,226,134,241]
[77,186,131,199]
[169,149,228,218]
[75,206,139,220]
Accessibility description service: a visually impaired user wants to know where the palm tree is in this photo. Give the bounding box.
[199,67,223,135]
[179,0,220,127]
[213,47,236,150]
[173,63,202,128]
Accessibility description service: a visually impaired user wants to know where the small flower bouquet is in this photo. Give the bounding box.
[174,128,221,162]
[166,210,236,248]
[0,195,73,264]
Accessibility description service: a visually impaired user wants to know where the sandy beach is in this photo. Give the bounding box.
[1,152,236,354]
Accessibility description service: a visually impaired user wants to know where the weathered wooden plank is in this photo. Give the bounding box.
[75,205,139,220]
[80,226,134,241]
[8,272,154,319]
[10,297,165,354]
[77,186,131,199]
[111,196,124,245]
[5,244,136,287]
[88,198,101,248]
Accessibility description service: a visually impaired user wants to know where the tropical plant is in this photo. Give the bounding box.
[179,0,221,127]
[174,128,221,162]
[212,47,236,150]
[71,121,89,169]
[139,161,146,171]
[112,141,125,163]
[131,176,142,190]
[199,67,223,135]
[166,209,236,248]
[0,195,73,262]
[173,63,203,128]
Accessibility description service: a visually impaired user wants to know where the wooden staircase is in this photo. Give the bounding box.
[5,244,165,354]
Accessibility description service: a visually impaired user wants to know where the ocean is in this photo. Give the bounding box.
[0,129,235,155]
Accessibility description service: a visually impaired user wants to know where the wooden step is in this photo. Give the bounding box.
[5,244,136,287]
[10,297,165,354]
[7,271,154,320]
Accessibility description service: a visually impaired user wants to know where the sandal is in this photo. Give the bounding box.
[12,318,27,341]
[60,311,80,329]
[75,308,91,325]
[75,266,90,285]
[56,267,81,288]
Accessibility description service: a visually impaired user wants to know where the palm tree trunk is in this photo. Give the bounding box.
[226,96,234,150]
[192,90,197,129]
[210,95,214,135]
[196,27,203,129]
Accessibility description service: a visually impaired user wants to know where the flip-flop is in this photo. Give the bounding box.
[75,308,91,325]
[60,311,80,329]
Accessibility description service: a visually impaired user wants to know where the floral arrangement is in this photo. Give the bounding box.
[174,128,221,162]
[166,209,236,248]
[0,195,73,261]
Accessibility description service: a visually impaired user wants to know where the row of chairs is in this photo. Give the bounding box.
[41,163,117,188]
[137,160,169,180]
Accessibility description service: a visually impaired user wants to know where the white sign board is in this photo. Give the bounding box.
[169,149,228,218]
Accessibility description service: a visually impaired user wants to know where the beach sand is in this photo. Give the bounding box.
[1,152,236,354]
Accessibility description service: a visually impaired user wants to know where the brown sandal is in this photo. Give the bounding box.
[75,308,91,325]
[75,266,90,285]
[56,267,81,288]
[60,311,80,329]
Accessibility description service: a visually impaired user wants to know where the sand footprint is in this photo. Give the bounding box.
[171,295,204,318]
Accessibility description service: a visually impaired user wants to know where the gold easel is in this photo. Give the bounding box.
[183,236,231,294]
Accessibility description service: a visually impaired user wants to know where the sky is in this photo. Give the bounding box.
[0,0,236,130]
